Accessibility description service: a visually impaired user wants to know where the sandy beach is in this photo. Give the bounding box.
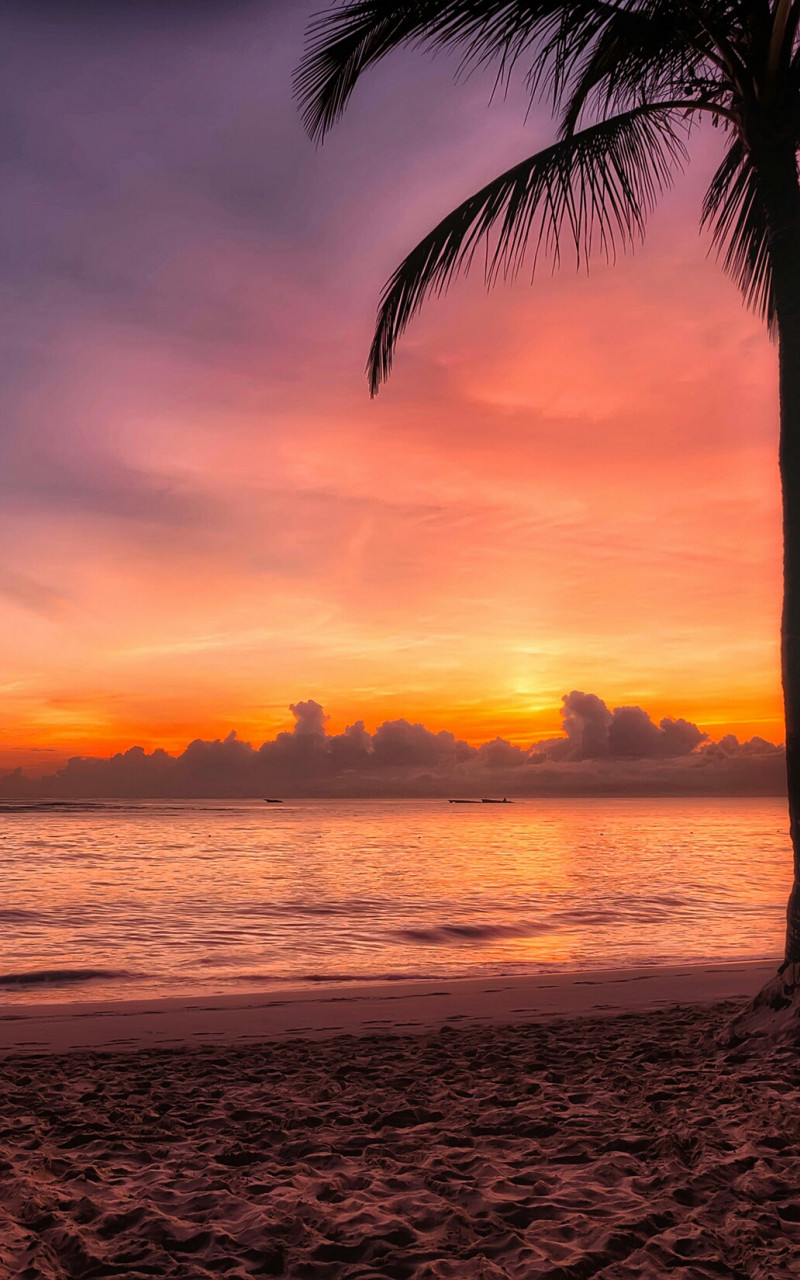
[1,960,799,1278]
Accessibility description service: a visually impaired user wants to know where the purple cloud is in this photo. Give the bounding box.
[0,693,784,799]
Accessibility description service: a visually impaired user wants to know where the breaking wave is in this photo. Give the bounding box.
[0,968,134,989]
[396,921,554,945]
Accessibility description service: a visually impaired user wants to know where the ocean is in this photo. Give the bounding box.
[0,796,790,1003]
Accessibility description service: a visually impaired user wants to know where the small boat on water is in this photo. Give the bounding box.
[263,798,283,804]
[448,797,512,804]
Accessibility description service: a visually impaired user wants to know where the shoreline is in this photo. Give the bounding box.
[0,956,779,1056]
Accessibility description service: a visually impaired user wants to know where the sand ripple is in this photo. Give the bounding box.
[1,1003,799,1278]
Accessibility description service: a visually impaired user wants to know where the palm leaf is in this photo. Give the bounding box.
[367,104,687,392]
[700,136,775,328]
[296,0,752,142]
[295,0,632,142]
[560,7,705,134]
[296,1,530,141]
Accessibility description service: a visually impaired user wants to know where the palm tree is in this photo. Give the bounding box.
[296,1,800,1005]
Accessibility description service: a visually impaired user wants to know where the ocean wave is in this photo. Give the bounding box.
[0,967,133,988]
[0,801,256,814]
[219,971,442,984]
[239,900,392,919]
[396,921,553,945]
[0,802,112,812]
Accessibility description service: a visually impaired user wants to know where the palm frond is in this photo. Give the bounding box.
[295,1,755,144]
[560,7,706,134]
[367,105,687,392]
[295,0,640,142]
[700,135,775,328]
[296,0,438,142]
[296,1,535,141]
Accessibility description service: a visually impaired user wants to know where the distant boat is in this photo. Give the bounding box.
[481,797,512,804]
[448,799,480,804]
[263,798,283,804]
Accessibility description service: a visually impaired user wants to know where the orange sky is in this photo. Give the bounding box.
[0,2,784,774]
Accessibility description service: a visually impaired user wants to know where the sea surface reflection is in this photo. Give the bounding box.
[0,797,789,1001]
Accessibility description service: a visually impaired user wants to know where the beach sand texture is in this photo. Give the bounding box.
[1,966,799,1278]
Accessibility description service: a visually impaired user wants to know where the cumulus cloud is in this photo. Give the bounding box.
[475,737,531,769]
[705,733,778,758]
[289,700,329,737]
[538,691,708,761]
[560,690,612,758]
[371,720,472,769]
[0,691,786,800]
[608,706,706,758]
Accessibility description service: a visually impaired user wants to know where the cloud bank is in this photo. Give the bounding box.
[0,693,785,799]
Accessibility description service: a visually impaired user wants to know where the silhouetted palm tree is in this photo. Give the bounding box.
[296,2,800,986]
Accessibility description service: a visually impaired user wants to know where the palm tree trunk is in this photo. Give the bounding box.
[778,304,800,965]
[719,146,800,1042]
[779,311,800,965]
[760,141,800,966]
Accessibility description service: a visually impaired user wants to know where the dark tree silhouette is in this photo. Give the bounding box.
[296,1,800,1014]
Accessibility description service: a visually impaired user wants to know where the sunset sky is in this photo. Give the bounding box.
[0,0,783,775]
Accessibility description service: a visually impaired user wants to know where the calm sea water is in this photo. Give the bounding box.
[0,797,791,1003]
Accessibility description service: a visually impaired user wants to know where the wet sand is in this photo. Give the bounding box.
[0,960,780,1056]
[1,961,798,1278]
